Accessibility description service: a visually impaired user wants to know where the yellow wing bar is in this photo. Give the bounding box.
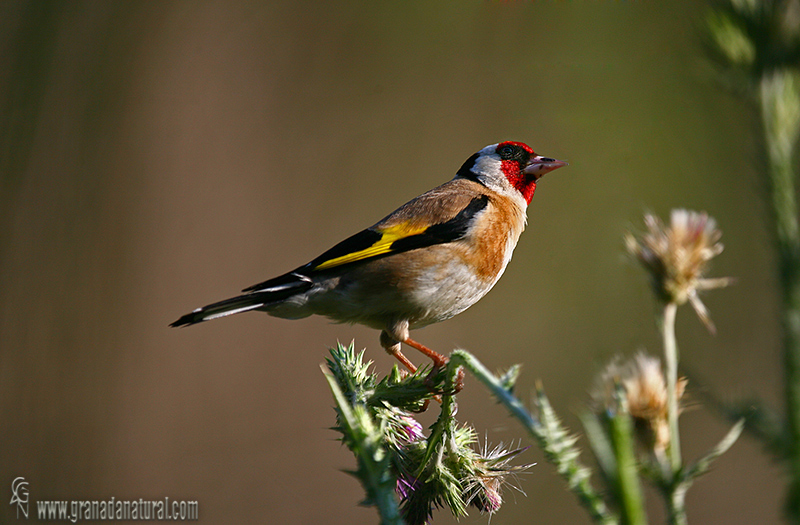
[313,221,427,271]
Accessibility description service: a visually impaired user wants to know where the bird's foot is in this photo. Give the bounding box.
[410,398,432,413]
[424,362,464,396]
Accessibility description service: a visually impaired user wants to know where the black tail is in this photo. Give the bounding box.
[170,293,270,327]
[170,271,313,327]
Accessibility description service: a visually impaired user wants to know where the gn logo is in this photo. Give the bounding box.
[10,477,29,519]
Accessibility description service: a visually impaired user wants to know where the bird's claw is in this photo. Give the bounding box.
[423,361,465,396]
[411,398,431,413]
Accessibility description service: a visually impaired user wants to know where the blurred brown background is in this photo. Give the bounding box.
[0,1,784,524]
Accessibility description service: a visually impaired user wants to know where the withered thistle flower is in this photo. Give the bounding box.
[625,209,732,332]
[593,353,687,456]
[464,442,531,514]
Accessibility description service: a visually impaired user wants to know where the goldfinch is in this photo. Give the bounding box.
[171,141,566,372]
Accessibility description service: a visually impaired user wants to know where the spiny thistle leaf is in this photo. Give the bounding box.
[497,364,522,393]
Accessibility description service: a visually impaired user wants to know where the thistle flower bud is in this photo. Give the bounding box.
[626,209,731,332]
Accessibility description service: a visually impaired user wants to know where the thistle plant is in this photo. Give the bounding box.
[705,0,800,519]
[324,343,531,525]
[623,210,741,525]
[625,210,732,474]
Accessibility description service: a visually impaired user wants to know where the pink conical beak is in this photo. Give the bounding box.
[523,155,567,180]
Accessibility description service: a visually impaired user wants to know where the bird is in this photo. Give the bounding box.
[171,141,566,374]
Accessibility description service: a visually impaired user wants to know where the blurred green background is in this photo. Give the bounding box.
[0,1,785,523]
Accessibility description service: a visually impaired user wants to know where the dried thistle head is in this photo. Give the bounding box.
[593,353,687,456]
[626,209,732,332]
[464,442,531,515]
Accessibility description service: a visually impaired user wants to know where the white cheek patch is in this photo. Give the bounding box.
[471,152,503,179]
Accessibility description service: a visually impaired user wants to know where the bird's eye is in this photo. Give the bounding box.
[498,145,516,158]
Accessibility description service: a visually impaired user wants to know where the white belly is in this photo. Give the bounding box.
[404,258,501,327]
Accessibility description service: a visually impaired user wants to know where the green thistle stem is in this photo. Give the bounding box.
[660,301,687,525]
[662,302,682,474]
[449,351,538,431]
[421,369,460,472]
[667,487,688,525]
[759,70,800,521]
[705,1,800,517]
[607,392,647,525]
